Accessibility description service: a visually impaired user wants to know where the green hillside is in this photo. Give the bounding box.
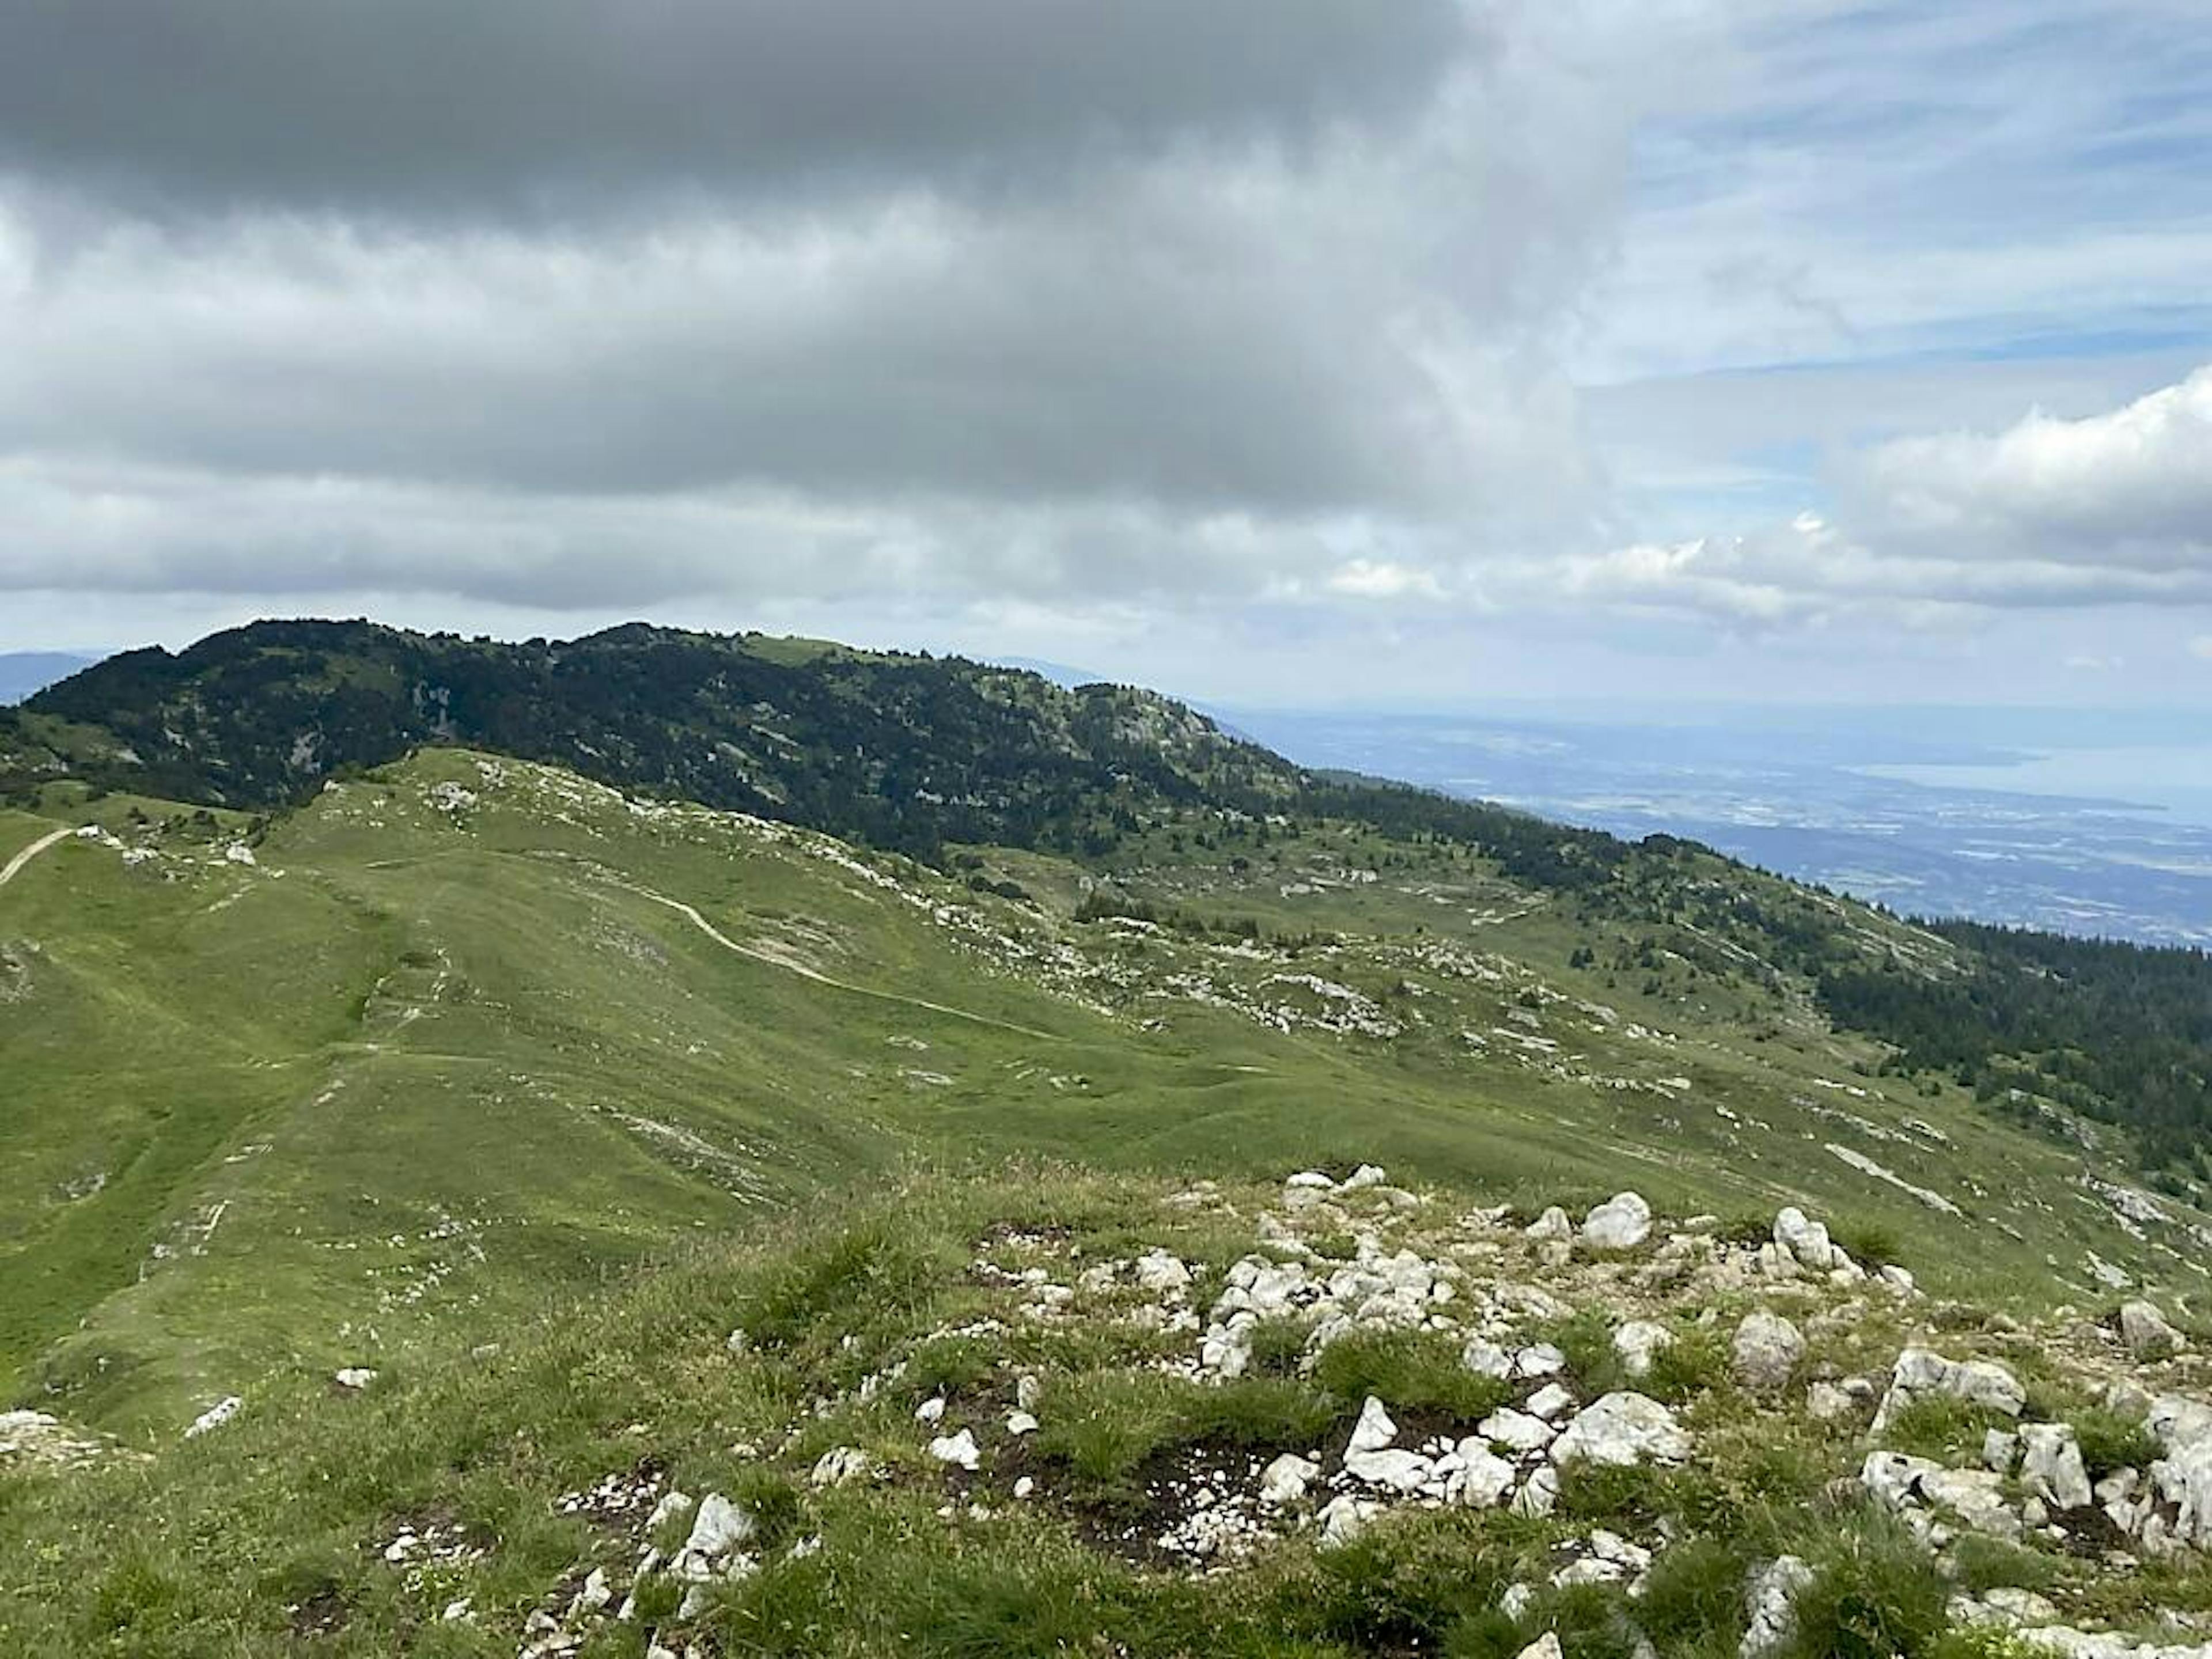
[13,636,2212,1655]
[4,746,2205,1450]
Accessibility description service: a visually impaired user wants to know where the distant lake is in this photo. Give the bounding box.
[1857,744,2212,827]
[1225,704,2212,945]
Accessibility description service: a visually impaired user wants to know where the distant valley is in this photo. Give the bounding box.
[1234,705,2212,946]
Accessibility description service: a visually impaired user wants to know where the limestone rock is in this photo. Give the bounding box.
[2021,1424,2093,1511]
[1872,1347,2024,1431]
[1741,1555,1815,1659]
[1526,1382,1575,1421]
[185,1396,243,1438]
[1259,1453,1320,1505]
[1479,1407,1556,1454]
[1614,1320,1674,1380]
[1582,1192,1654,1252]
[929,1430,981,1471]
[1551,1392,1691,1468]
[1733,1312,1805,1391]
[1774,1207,1835,1272]
[1525,1206,1573,1242]
[1806,1382,1857,1422]
[810,1446,872,1488]
[675,1494,756,1581]
[1448,1441,1518,1507]
[2122,1301,2187,1358]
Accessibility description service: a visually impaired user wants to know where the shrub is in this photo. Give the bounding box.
[1881,1395,2010,1464]
[2071,1407,2160,1480]
[1033,1371,1185,1499]
[1179,1377,1337,1452]
[1244,1316,1309,1379]
[1310,1330,1512,1421]
[904,1335,997,1400]
[1638,1535,1752,1650]
[1784,1507,1950,1659]
[1556,1459,1674,1529]
[1544,1306,1626,1395]
[1641,1325,1729,1404]
[1521,1581,1645,1659]
[738,1220,946,1350]
[1949,1535,2060,1596]
[1300,1509,1508,1650]
[1829,1219,1904,1271]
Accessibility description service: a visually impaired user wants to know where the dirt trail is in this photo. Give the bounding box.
[627,882,1065,1043]
[0,827,71,892]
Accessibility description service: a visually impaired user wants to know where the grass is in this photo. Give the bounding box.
[1782,1506,1950,1659]
[1,744,2211,1656]
[5,744,2206,1445]
[1308,1329,1513,1422]
[1879,1395,2016,1465]
[0,1166,2204,1657]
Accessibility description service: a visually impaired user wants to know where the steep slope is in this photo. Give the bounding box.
[4,749,2206,1448]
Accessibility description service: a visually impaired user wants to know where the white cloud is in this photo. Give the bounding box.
[1856,366,2212,566]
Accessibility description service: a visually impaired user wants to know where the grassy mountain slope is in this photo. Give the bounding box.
[3,748,2204,1448]
[7,1166,2211,1658]
[12,619,2212,1187]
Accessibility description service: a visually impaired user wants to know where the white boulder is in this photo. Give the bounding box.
[1613,1320,1674,1380]
[2021,1424,2093,1512]
[1550,1393,1691,1468]
[1581,1192,1654,1252]
[1773,1207,1835,1272]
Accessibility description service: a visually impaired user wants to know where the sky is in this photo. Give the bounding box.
[3,1,2212,711]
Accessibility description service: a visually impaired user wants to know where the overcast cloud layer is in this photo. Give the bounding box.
[3,0,2212,705]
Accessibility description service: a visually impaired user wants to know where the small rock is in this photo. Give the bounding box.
[1317,1494,1376,1547]
[1613,1320,1674,1380]
[1983,1429,2018,1474]
[810,1447,871,1488]
[1462,1338,1513,1379]
[1260,1453,1321,1505]
[185,1396,243,1438]
[1525,1382,1575,1422]
[1480,1407,1556,1453]
[1774,1207,1835,1272]
[1518,1635,1564,1659]
[2020,1423,2093,1511]
[915,1396,948,1425]
[333,1368,378,1391]
[1741,1555,1815,1659]
[1550,1393,1690,1467]
[1347,1396,1398,1456]
[1732,1312,1805,1392]
[1525,1206,1574,1242]
[1806,1382,1857,1422]
[1006,1411,1039,1437]
[929,1430,981,1471]
[1582,1192,1654,1252]
[2121,1300,2187,1358]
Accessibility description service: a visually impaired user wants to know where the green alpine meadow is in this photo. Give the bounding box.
[6,625,2212,1657]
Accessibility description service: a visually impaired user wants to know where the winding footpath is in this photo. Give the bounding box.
[0,826,71,893]
[626,881,1064,1043]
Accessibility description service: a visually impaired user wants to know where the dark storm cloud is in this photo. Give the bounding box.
[0,0,1471,216]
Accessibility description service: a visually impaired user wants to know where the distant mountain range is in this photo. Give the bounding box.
[0,652,97,706]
